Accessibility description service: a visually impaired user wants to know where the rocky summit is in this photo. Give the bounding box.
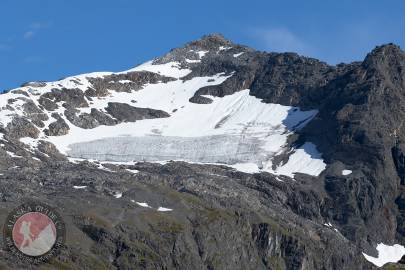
[0,34,405,269]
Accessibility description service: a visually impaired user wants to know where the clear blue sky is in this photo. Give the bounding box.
[1,0,404,91]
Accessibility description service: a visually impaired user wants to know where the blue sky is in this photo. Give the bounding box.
[1,0,404,91]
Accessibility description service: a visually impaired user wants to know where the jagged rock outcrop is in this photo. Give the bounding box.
[105,102,170,122]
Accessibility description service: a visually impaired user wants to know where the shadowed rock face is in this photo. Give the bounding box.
[0,35,404,269]
[44,114,69,136]
[105,102,170,122]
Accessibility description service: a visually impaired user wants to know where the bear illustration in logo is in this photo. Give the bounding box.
[12,212,57,256]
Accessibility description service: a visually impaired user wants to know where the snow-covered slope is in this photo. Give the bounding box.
[1,50,326,178]
[363,243,405,267]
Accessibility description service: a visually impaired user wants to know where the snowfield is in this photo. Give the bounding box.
[363,243,405,267]
[342,169,352,176]
[64,88,325,177]
[8,58,326,178]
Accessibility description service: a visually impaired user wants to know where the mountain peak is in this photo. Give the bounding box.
[153,33,249,65]
[185,33,234,51]
[196,33,232,45]
[370,43,402,55]
[363,43,405,68]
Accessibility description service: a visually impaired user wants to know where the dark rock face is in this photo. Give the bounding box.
[0,161,373,270]
[189,95,213,104]
[393,143,405,184]
[22,99,49,128]
[87,71,176,93]
[6,117,40,139]
[20,81,47,88]
[105,102,170,122]
[44,114,69,136]
[64,107,100,129]
[38,95,59,111]
[43,88,89,108]
[0,34,405,269]
[89,108,117,126]
[300,45,405,250]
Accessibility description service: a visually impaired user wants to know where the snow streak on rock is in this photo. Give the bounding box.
[342,169,352,176]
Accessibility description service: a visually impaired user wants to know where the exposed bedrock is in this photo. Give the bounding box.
[87,71,176,94]
[105,102,170,122]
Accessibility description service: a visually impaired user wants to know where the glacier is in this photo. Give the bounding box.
[11,59,326,178]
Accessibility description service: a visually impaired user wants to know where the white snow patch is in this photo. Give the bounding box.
[270,143,326,178]
[97,164,114,172]
[118,80,133,84]
[6,151,22,158]
[101,160,138,166]
[185,59,201,63]
[73,185,87,189]
[230,163,260,173]
[157,207,173,212]
[114,192,122,199]
[342,169,352,176]
[67,157,87,163]
[219,46,232,51]
[197,51,208,58]
[126,169,139,174]
[323,222,339,232]
[20,137,40,149]
[135,202,151,208]
[127,61,191,78]
[363,243,405,267]
[233,52,244,57]
[0,97,26,127]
